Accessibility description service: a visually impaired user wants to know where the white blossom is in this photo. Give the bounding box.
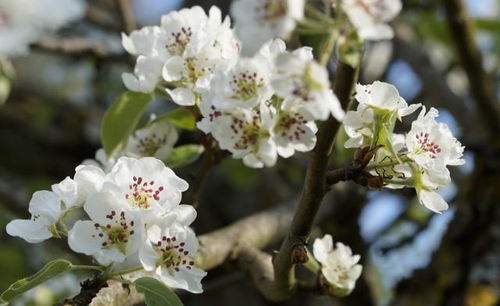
[6,167,104,243]
[231,0,305,55]
[139,221,206,293]
[270,106,318,158]
[0,0,86,56]
[102,157,189,217]
[198,102,277,168]
[343,81,421,148]
[273,48,344,121]
[125,120,178,160]
[405,107,465,213]
[342,0,402,41]
[68,191,144,265]
[313,234,362,296]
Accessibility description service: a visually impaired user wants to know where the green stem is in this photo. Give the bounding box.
[384,178,414,187]
[71,265,106,272]
[365,155,411,171]
[109,265,144,277]
[303,251,321,273]
[319,30,338,66]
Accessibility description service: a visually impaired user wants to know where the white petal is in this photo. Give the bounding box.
[313,234,333,264]
[417,189,449,213]
[6,219,52,243]
[52,177,78,208]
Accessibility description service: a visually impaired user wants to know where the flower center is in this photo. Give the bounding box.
[92,210,135,254]
[415,132,441,158]
[256,0,288,22]
[125,176,164,209]
[230,71,265,101]
[208,105,222,122]
[230,115,262,150]
[166,27,192,55]
[135,133,167,156]
[154,235,195,274]
[276,112,308,141]
[179,57,211,87]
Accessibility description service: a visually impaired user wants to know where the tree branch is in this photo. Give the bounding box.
[443,0,500,141]
[271,62,359,300]
[114,0,136,34]
[32,37,124,60]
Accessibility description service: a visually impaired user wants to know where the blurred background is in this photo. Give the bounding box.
[0,0,499,305]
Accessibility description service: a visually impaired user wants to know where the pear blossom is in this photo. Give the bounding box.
[0,0,86,56]
[140,221,206,293]
[341,0,402,41]
[406,107,465,175]
[404,107,464,213]
[6,166,104,243]
[6,191,65,243]
[355,81,421,117]
[125,120,178,160]
[313,234,362,296]
[103,157,189,216]
[271,107,318,158]
[68,191,144,265]
[273,48,344,121]
[206,39,284,110]
[231,0,305,55]
[122,6,240,100]
[198,102,278,168]
[343,81,421,148]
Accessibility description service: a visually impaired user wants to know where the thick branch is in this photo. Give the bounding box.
[32,37,124,59]
[271,62,359,300]
[443,0,500,140]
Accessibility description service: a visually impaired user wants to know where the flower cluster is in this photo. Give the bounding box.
[343,81,465,213]
[0,0,86,56]
[7,157,206,293]
[312,234,362,296]
[123,6,344,168]
[122,6,240,104]
[198,39,344,167]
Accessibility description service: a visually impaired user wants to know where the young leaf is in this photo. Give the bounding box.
[164,145,205,169]
[134,277,183,306]
[0,259,73,301]
[101,91,153,158]
[154,107,196,130]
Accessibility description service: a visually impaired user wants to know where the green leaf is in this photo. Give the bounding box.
[0,259,73,302]
[134,277,183,306]
[164,145,204,169]
[475,18,500,32]
[154,107,196,130]
[101,91,153,158]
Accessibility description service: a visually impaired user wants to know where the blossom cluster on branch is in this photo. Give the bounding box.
[1,0,469,304]
[344,81,465,212]
[7,157,207,293]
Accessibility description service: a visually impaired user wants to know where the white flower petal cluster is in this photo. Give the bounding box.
[341,0,402,40]
[405,107,465,212]
[6,165,105,243]
[343,81,465,213]
[7,156,206,294]
[343,81,420,148]
[122,6,240,106]
[312,234,362,296]
[198,39,343,168]
[0,0,86,56]
[230,0,305,55]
